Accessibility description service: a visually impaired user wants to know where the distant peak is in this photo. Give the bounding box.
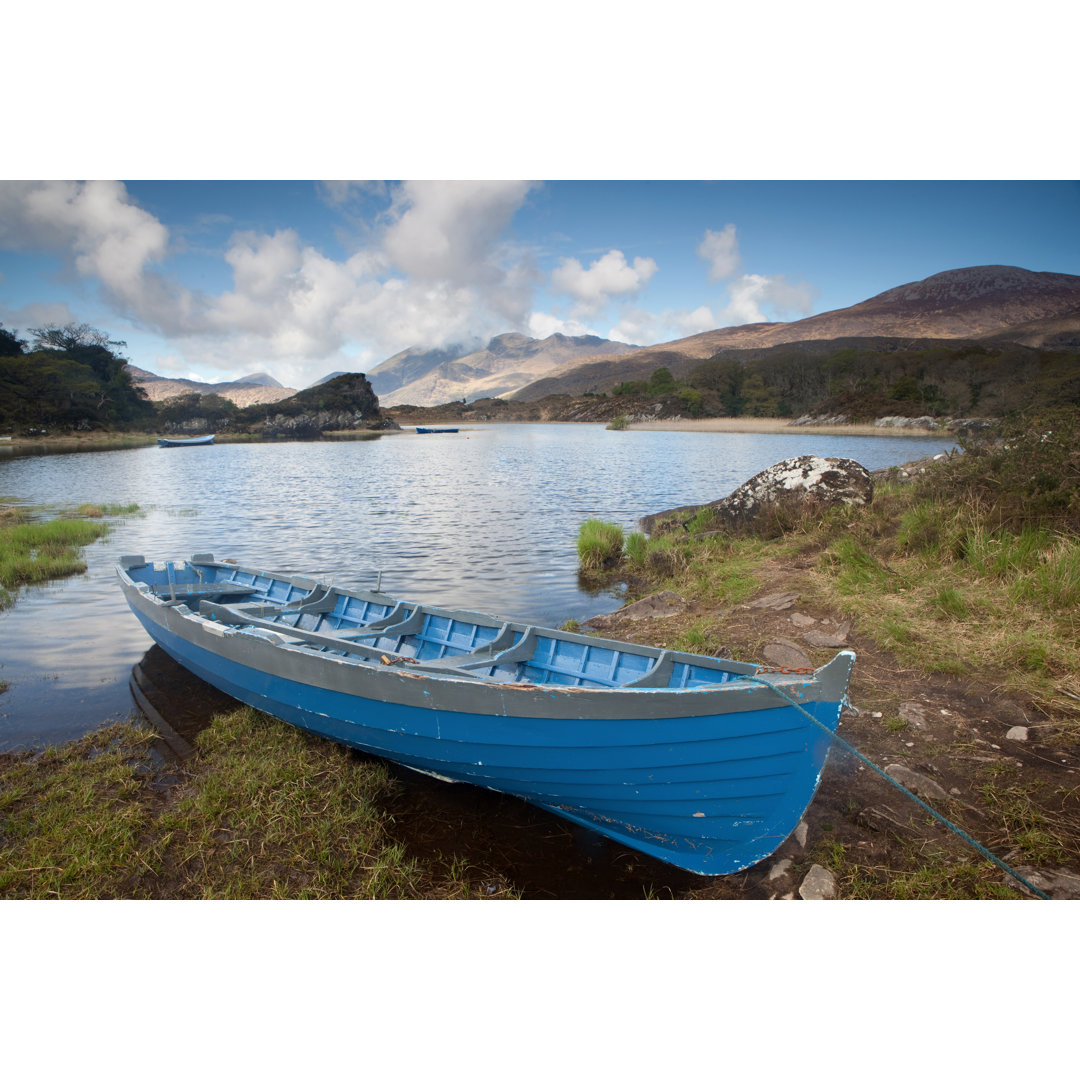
[869,265,1080,306]
[232,371,283,388]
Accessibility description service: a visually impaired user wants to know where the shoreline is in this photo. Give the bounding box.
[0,418,955,451]
[625,418,950,437]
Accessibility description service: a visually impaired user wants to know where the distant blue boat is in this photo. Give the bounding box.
[415,427,459,434]
[116,555,855,875]
[158,434,215,447]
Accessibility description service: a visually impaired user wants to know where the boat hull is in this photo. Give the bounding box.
[118,557,854,875]
[157,435,215,447]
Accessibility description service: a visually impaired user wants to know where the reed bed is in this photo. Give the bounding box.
[0,502,140,610]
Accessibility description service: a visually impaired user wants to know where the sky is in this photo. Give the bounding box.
[2,179,1078,391]
[2,4,1076,395]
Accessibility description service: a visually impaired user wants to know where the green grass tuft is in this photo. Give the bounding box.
[624,531,648,566]
[0,502,141,610]
[577,519,625,572]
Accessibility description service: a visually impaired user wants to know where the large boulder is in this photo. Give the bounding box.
[641,456,873,534]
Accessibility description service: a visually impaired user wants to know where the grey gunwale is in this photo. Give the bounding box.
[117,555,855,724]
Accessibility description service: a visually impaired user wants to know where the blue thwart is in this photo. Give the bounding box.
[117,555,855,875]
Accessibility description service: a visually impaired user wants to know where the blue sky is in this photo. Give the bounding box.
[2,180,1077,390]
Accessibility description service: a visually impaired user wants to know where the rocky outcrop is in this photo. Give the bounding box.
[256,409,399,439]
[640,455,874,534]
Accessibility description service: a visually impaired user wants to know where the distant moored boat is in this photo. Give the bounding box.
[157,434,215,447]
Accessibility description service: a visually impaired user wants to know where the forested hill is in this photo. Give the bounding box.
[0,323,155,433]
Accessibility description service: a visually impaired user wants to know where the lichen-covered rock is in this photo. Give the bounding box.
[640,456,873,534]
[712,456,873,525]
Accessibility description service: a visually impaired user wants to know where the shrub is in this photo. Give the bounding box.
[919,408,1080,533]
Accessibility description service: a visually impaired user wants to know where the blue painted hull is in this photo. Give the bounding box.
[117,556,855,875]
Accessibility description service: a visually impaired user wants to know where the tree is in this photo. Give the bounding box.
[0,321,154,431]
[28,322,126,352]
[0,323,26,356]
[648,366,677,394]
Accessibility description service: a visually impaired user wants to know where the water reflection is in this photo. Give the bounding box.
[0,424,956,749]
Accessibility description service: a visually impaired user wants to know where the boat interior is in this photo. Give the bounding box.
[120,556,760,690]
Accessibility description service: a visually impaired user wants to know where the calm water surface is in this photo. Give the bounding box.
[0,424,956,749]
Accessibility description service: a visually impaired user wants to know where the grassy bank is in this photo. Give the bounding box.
[1,432,157,452]
[586,413,1080,719]
[625,417,949,436]
[0,705,514,899]
[0,501,140,610]
[576,413,1080,897]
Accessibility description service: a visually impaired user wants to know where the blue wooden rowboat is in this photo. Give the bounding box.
[116,555,855,875]
[157,434,215,447]
[415,427,459,434]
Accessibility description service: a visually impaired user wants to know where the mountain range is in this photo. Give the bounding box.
[511,266,1080,401]
[366,333,640,406]
[126,265,1080,409]
[126,367,296,407]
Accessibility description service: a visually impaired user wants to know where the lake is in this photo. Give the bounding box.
[0,424,956,750]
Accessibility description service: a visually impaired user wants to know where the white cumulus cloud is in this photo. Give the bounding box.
[697,224,741,282]
[0,180,548,386]
[607,308,662,347]
[551,249,658,315]
[721,273,818,325]
[527,311,596,339]
[671,305,720,336]
[382,180,537,288]
[0,180,169,308]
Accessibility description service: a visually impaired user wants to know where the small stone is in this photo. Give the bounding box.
[798,864,837,900]
[793,821,809,848]
[586,590,686,629]
[899,702,929,728]
[750,591,801,611]
[790,612,817,628]
[762,638,813,669]
[803,628,848,648]
[884,764,949,801]
[1006,726,1029,742]
[767,858,793,881]
[1011,867,1080,900]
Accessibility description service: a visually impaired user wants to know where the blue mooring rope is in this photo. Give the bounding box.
[749,676,1051,900]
